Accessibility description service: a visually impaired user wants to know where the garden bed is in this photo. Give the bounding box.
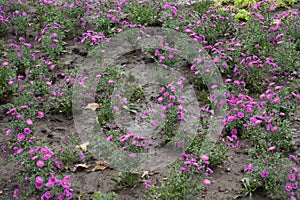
[0,0,300,200]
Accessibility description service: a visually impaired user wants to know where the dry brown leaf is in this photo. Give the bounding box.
[76,163,89,168]
[73,163,89,172]
[88,161,109,172]
[141,171,149,179]
[141,171,159,179]
[76,142,90,152]
[84,103,100,111]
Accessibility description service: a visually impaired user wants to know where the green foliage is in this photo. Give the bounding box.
[93,191,117,200]
[122,1,160,26]
[146,162,206,200]
[243,151,291,199]
[40,25,67,58]
[235,9,250,21]
[193,0,215,15]
[214,0,300,9]
[95,65,121,125]
[191,7,237,45]
[111,172,140,189]
[32,1,85,38]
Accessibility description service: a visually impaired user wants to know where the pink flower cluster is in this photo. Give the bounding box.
[36,174,73,200]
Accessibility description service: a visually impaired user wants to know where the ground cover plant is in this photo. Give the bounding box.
[0,0,300,200]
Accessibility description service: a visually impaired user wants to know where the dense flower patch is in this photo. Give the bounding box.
[0,0,299,199]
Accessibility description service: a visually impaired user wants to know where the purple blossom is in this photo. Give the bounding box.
[260,170,269,178]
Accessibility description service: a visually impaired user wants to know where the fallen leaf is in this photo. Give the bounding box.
[141,171,159,179]
[76,163,89,168]
[73,163,89,172]
[84,103,100,111]
[141,171,149,179]
[88,161,109,172]
[76,142,90,152]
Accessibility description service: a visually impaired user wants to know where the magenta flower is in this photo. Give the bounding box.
[57,193,65,200]
[213,57,219,63]
[17,133,25,142]
[36,160,45,167]
[43,153,51,161]
[180,167,187,172]
[177,141,184,148]
[211,84,218,90]
[203,179,211,186]
[78,151,84,159]
[26,119,33,125]
[145,181,152,189]
[292,182,298,189]
[285,183,293,192]
[246,107,253,113]
[289,155,297,161]
[50,33,57,39]
[40,147,49,154]
[291,166,298,172]
[61,181,72,189]
[288,173,296,181]
[237,112,244,118]
[23,127,31,134]
[129,153,136,158]
[113,106,119,112]
[36,176,43,183]
[45,181,54,188]
[106,135,113,141]
[152,119,159,126]
[37,111,44,118]
[157,96,164,103]
[273,97,280,103]
[16,148,24,155]
[6,129,12,136]
[206,167,213,174]
[108,80,114,84]
[63,175,71,181]
[64,189,73,199]
[35,182,43,189]
[244,164,254,172]
[159,56,165,62]
[13,188,19,199]
[260,170,269,178]
[54,157,63,169]
[201,155,209,162]
[271,126,278,131]
[268,146,276,151]
[29,148,36,154]
[3,61,9,66]
[32,155,39,160]
[8,78,15,85]
[44,191,53,199]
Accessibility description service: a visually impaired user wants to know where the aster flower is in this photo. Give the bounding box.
[36,160,45,167]
[26,119,33,125]
[203,179,211,186]
[17,133,25,142]
[244,164,254,172]
[288,173,296,182]
[285,183,293,192]
[23,127,31,134]
[260,170,269,178]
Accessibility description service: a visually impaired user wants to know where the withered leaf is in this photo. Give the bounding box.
[84,103,100,111]
[88,161,109,172]
[73,163,89,172]
[76,142,90,152]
